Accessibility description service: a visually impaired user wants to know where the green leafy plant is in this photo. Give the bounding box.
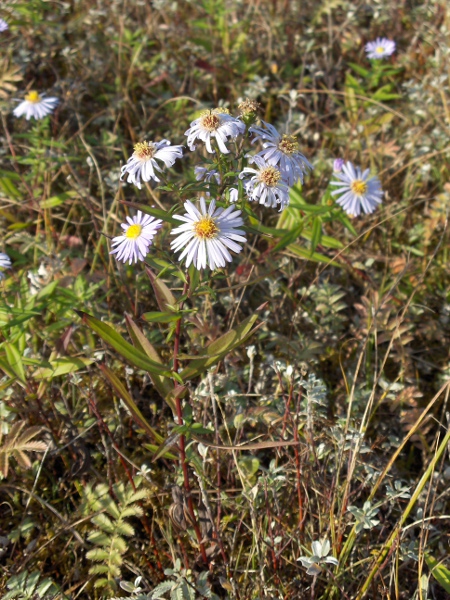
[82,482,149,591]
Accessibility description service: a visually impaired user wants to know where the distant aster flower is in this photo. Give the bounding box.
[120,140,183,189]
[13,91,59,120]
[185,109,245,154]
[330,161,383,216]
[365,38,396,59]
[194,166,221,185]
[0,252,12,280]
[0,19,8,32]
[249,121,313,186]
[333,158,345,173]
[170,197,246,270]
[110,211,162,265]
[239,155,290,211]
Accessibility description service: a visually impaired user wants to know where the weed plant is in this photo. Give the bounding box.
[0,1,450,599]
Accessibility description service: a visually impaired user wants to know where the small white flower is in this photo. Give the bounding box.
[330,161,383,216]
[240,155,290,211]
[249,121,313,186]
[365,37,396,60]
[0,252,12,280]
[110,211,162,265]
[194,166,221,184]
[13,91,59,120]
[171,197,246,270]
[0,19,8,32]
[185,109,245,154]
[297,539,339,576]
[120,140,183,189]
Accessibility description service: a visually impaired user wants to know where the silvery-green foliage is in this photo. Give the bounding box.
[82,482,148,590]
[348,500,380,533]
[385,480,411,500]
[3,569,64,600]
[297,538,339,576]
[149,562,218,600]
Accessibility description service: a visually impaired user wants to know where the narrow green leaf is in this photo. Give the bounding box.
[75,311,174,377]
[121,202,179,225]
[348,62,370,77]
[286,243,340,267]
[124,315,175,408]
[142,311,181,323]
[99,364,165,444]
[425,555,450,593]
[3,342,26,383]
[179,316,264,380]
[145,267,177,312]
[310,217,322,253]
[272,224,304,252]
[33,357,93,379]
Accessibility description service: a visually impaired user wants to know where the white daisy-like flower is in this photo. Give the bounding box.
[0,252,12,280]
[110,211,162,265]
[365,37,396,60]
[13,91,59,120]
[239,155,290,211]
[170,197,246,271]
[330,161,383,217]
[185,109,245,154]
[0,19,8,32]
[249,121,313,186]
[120,140,183,189]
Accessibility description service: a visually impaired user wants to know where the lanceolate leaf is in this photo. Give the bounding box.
[286,243,340,267]
[425,554,450,593]
[124,315,175,409]
[99,364,165,445]
[179,314,264,380]
[145,267,177,312]
[76,311,174,377]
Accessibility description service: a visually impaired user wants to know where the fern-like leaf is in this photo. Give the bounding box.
[84,481,148,591]
[0,421,47,478]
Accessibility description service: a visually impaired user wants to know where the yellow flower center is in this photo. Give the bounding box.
[350,180,368,195]
[133,141,156,161]
[278,134,299,155]
[376,46,385,54]
[199,111,221,132]
[126,224,142,239]
[194,216,219,240]
[25,90,41,103]
[260,166,281,187]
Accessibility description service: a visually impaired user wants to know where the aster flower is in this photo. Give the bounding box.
[13,91,59,120]
[185,109,245,154]
[330,161,383,217]
[194,166,221,185]
[333,158,345,173]
[365,38,396,60]
[110,211,162,265]
[0,19,8,32]
[0,252,12,280]
[249,121,313,186]
[239,155,290,211]
[170,197,246,270]
[120,140,183,189]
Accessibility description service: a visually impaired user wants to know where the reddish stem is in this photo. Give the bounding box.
[173,276,209,565]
